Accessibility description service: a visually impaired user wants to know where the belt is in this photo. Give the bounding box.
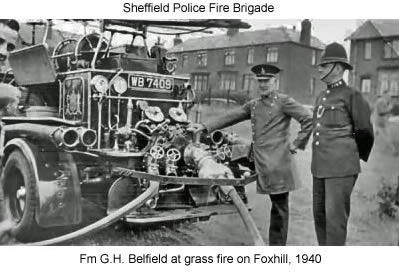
[314,125,353,137]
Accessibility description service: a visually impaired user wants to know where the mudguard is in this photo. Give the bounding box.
[1,139,82,227]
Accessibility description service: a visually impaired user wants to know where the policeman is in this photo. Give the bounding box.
[312,42,374,246]
[190,64,313,245]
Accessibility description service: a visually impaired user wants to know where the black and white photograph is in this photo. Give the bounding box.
[0,18,398,247]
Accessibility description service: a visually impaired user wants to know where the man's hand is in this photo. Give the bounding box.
[290,143,298,154]
[187,123,206,133]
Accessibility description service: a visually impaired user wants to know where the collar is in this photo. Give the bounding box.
[327,79,345,89]
[260,91,277,100]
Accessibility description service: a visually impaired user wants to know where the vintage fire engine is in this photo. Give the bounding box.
[0,20,263,245]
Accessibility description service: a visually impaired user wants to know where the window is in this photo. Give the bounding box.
[312,50,317,65]
[192,74,209,92]
[384,40,399,59]
[242,74,255,91]
[220,72,236,91]
[391,80,398,95]
[266,47,278,63]
[247,48,254,64]
[381,79,389,94]
[378,71,399,96]
[224,50,235,66]
[364,41,372,60]
[196,52,207,66]
[360,78,371,93]
[310,78,316,95]
[181,54,188,68]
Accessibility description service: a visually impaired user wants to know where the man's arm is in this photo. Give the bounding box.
[202,101,252,133]
[351,91,374,162]
[281,96,313,150]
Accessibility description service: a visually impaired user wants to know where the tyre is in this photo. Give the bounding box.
[1,149,39,242]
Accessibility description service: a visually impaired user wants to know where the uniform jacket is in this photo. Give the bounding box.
[203,92,313,194]
[311,80,374,178]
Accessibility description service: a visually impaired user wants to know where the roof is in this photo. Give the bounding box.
[347,20,399,40]
[169,27,325,53]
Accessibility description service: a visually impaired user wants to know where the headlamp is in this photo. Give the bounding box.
[91,75,109,93]
[112,76,128,94]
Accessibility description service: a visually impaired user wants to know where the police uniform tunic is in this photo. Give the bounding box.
[204,93,313,194]
[311,80,374,178]
[311,79,374,246]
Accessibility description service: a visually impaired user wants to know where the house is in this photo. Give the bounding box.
[347,20,399,103]
[168,20,325,104]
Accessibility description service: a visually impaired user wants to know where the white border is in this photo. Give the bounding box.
[1,0,399,19]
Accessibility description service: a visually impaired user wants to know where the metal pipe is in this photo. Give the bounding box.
[76,127,97,147]
[91,32,105,69]
[97,102,102,149]
[53,127,80,148]
[92,94,194,104]
[210,130,225,146]
[159,184,184,194]
[126,99,133,129]
[4,124,79,149]
[42,20,50,44]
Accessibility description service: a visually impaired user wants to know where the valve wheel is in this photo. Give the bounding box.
[166,148,181,162]
[150,145,165,160]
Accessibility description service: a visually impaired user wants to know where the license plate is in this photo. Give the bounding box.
[129,75,174,91]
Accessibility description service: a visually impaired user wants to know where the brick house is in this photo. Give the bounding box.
[347,20,399,104]
[168,20,325,104]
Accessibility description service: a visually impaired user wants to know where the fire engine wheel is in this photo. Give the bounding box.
[2,150,39,242]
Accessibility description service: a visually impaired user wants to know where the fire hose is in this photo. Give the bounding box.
[219,186,265,246]
[24,181,159,246]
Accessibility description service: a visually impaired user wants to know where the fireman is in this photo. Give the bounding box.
[189,64,313,245]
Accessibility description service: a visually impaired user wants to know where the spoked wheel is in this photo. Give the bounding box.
[2,150,39,242]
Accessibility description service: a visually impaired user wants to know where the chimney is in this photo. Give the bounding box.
[300,19,311,46]
[173,34,183,46]
[227,28,239,37]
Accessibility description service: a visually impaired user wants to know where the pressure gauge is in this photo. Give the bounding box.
[91,75,109,93]
[112,76,128,94]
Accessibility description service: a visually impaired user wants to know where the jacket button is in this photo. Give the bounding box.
[316,123,321,127]
[331,106,335,110]
[322,97,326,101]
[326,90,330,94]
[315,141,320,146]
[315,132,320,136]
